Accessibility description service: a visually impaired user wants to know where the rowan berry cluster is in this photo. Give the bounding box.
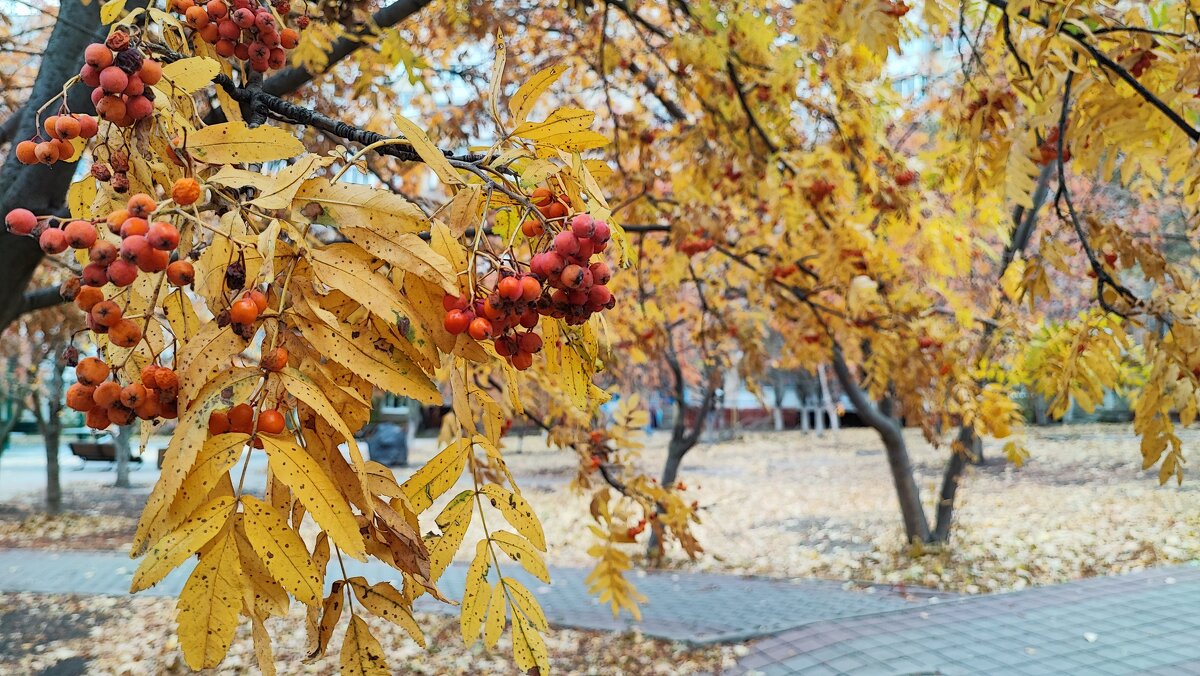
[529,213,615,325]
[67,360,181,429]
[13,114,98,166]
[442,274,544,371]
[80,33,163,126]
[172,0,303,72]
[208,404,286,436]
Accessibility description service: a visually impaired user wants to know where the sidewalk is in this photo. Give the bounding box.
[0,548,928,645]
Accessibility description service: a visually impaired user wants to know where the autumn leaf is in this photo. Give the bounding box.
[131,496,235,593]
[187,122,305,164]
[340,615,390,676]
[349,578,426,647]
[177,526,244,670]
[480,484,546,551]
[241,495,324,606]
[393,114,464,186]
[401,439,472,513]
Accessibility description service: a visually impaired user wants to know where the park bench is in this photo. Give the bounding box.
[68,441,142,469]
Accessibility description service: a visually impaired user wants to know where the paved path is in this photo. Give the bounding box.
[0,548,928,644]
[4,547,1198,674]
[734,563,1200,675]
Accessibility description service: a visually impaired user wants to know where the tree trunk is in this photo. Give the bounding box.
[34,359,67,515]
[931,426,976,543]
[113,424,133,489]
[830,347,931,543]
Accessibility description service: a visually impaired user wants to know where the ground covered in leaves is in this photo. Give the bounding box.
[0,592,736,675]
[2,423,1197,673]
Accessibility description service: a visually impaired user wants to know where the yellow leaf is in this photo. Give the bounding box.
[509,63,570,123]
[294,300,441,404]
[259,436,367,561]
[490,530,550,583]
[340,226,457,293]
[175,323,249,409]
[426,490,473,584]
[340,615,390,676]
[100,0,126,24]
[131,496,234,592]
[488,32,506,126]
[460,539,490,645]
[512,107,595,141]
[479,484,545,551]
[393,113,464,187]
[188,122,304,165]
[429,219,468,277]
[130,368,259,556]
[293,178,427,233]
[209,155,334,210]
[162,289,201,344]
[533,129,609,152]
[484,580,507,649]
[177,526,243,670]
[349,579,426,647]
[309,243,420,324]
[440,184,484,237]
[235,518,291,619]
[67,176,98,220]
[250,614,277,676]
[279,367,372,517]
[510,610,549,675]
[310,580,345,660]
[401,438,471,513]
[160,56,220,94]
[241,495,323,606]
[165,433,248,532]
[502,577,548,632]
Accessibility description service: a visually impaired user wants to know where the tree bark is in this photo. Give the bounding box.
[0,1,149,332]
[33,358,67,515]
[830,346,931,543]
[113,424,133,489]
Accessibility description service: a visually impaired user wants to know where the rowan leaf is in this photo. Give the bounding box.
[162,289,201,344]
[340,614,390,676]
[188,122,305,164]
[293,178,427,233]
[512,107,595,141]
[349,579,426,647]
[100,0,126,24]
[177,526,243,670]
[160,56,220,94]
[208,155,334,210]
[241,495,323,606]
[479,484,545,551]
[484,580,507,649]
[400,438,472,513]
[259,435,367,561]
[426,489,473,583]
[460,539,490,645]
[309,580,345,660]
[393,113,464,186]
[235,518,291,619]
[502,577,549,632]
[490,530,550,583]
[131,496,235,592]
[165,433,248,532]
[250,614,277,676]
[510,609,549,675]
[340,226,457,293]
[509,63,570,123]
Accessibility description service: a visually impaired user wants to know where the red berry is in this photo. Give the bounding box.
[107,259,139,286]
[519,276,542,302]
[554,231,580,257]
[39,228,68,254]
[5,209,37,235]
[570,214,596,239]
[443,309,470,334]
[64,220,97,249]
[146,221,180,250]
[497,276,522,301]
[468,317,493,340]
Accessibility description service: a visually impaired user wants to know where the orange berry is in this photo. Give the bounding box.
[153,368,179,395]
[15,140,37,165]
[35,141,60,164]
[92,381,122,408]
[137,59,163,86]
[140,364,160,388]
[256,409,285,435]
[170,177,201,205]
[119,383,148,408]
[55,115,81,140]
[208,410,231,435]
[531,187,553,207]
[166,260,195,287]
[228,403,254,434]
[90,300,123,327]
[105,209,130,235]
[468,317,493,340]
[126,193,156,218]
[75,286,104,312]
[134,392,161,419]
[245,289,268,312]
[66,383,97,412]
[229,298,259,325]
[43,116,61,140]
[85,406,111,430]
[109,318,142,348]
[260,346,288,372]
[76,357,110,386]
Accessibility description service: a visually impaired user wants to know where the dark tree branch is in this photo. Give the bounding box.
[260,0,435,97]
[726,61,779,155]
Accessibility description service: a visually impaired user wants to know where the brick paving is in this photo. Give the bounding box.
[3,546,1195,672]
[733,563,1200,674]
[0,548,921,644]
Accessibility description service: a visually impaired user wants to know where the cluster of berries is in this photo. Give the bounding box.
[68,359,181,429]
[208,404,286,437]
[14,114,98,166]
[529,213,615,326]
[80,34,163,126]
[442,275,544,371]
[172,0,303,72]
[221,288,270,339]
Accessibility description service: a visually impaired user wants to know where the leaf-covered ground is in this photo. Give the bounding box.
[0,592,739,675]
